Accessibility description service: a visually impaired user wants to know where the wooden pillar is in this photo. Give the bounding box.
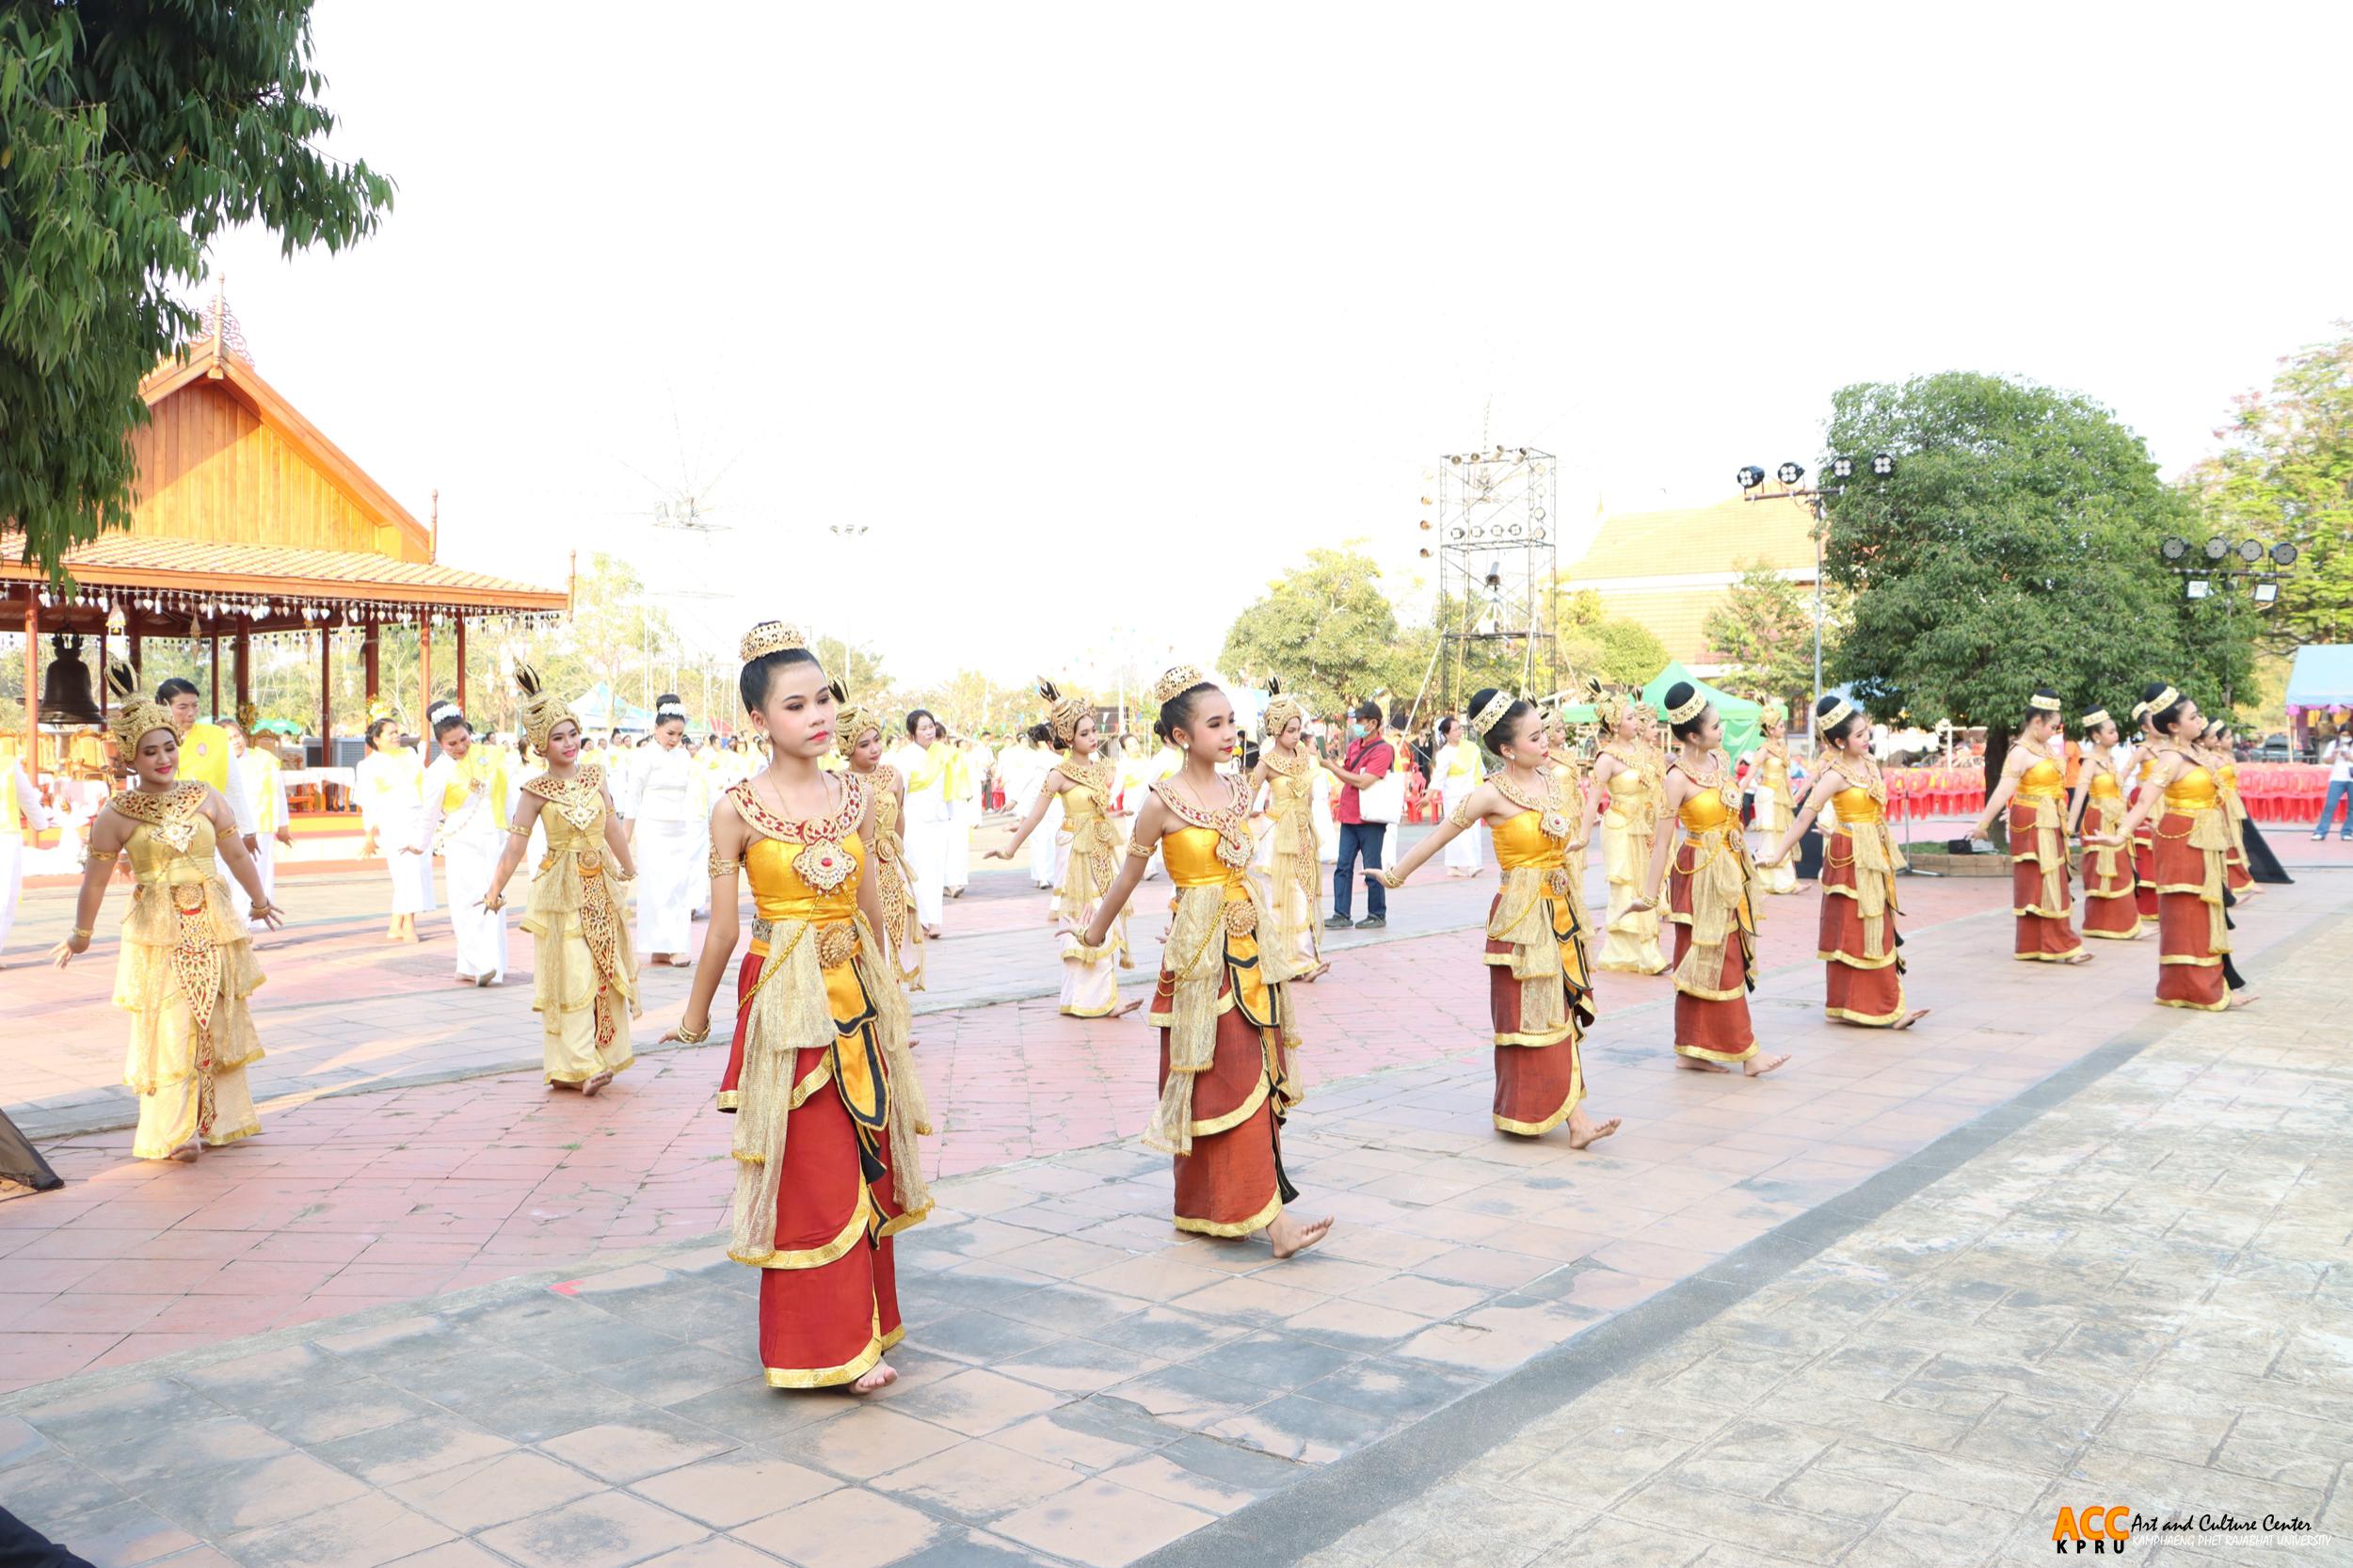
[128,630,142,674]
[362,622,380,706]
[208,632,221,718]
[20,592,37,782]
[318,628,333,758]
[233,629,252,715]
[418,616,433,729]
[454,615,468,713]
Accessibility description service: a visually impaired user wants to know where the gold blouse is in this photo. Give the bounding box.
[2164,765,2219,811]
[1492,808,1567,872]
[1831,784,1882,824]
[2016,757,2066,800]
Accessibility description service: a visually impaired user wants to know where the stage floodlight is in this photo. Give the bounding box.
[2160,536,2188,561]
[2252,580,2279,604]
[2203,537,2229,561]
[1417,548,1433,559]
[1870,452,1895,476]
[2272,541,2298,566]
[2238,537,2265,563]
[2185,579,2212,600]
[1531,507,1545,521]
[1737,465,1767,490]
[1418,519,1432,530]
[1777,462,1805,487]
[1831,457,1854,480]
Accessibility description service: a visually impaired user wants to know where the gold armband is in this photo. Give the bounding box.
[506,824,531,839]
[1125,840,1153,858]
[708,854,742,878]
[1446,796,1477,830]
[87,851,119,863]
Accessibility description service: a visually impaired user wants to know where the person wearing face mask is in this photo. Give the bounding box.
[1324,700,1395,930]
[478,666,641,1095]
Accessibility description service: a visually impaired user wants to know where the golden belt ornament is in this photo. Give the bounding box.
[577,848,604,878]
[815,921,860,968]
[1223,897,1258,937]
[1544,866,1573,897]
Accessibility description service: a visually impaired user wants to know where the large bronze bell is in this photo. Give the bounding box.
[39,633,104,726]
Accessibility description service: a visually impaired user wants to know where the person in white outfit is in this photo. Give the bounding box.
[944,732,979,898]
[420,702,514,984]
[1435,716,1486,877]
[225,719,295,929]
[356,714,434,942]
[892,709,952,938]
[0,758,55,966]
[618,695,710,967]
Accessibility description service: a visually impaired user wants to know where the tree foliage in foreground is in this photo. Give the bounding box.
[1220,546,1403,716]
[2180,323,2353,652]
[1,1,393,577]
[1702,565,1838,711]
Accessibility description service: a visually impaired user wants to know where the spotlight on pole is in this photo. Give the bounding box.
[2271,541,2298,566]
[2237,537,2265,563]
[2202,537,2230,561]
[2185,579,2212,600]
[2252,581,2279,604]
[2160,536,2188,561]
[1736,465,1767,490]
[1776,462,1805,487]
[1831,456,1854,480]
[1870,452,1896,477]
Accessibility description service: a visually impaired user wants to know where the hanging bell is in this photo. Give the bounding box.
[39,633,104,726]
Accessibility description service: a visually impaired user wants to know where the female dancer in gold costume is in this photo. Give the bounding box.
[2203,722,2259,901]
[1632,682,1788,1076]
[52,666,285,1160]
[2068,708,2141,940]
[1384,689,1618,1144]
[836,692,924,988]
[481,666,641,1094]
[990,680,1137,1017]
[1748,701,1800,896]
[2103,684,2253,1011]
[1968,690,2090,965]
[1247,679,1328,982]
[1081,666,1329,1256]
[1588,687,1669,974]
[1762,696,1927,1029]
[665,622,932,1391]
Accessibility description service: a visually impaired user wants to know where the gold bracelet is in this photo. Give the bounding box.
[483,893,505,912]
[72,927,92,941]
[673,1021,712,1045]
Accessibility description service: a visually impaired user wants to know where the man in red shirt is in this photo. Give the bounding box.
[1326,700,1395,929]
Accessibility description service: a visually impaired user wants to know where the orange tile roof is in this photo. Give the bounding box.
[1,531,564,613]
[1566,491,1819,581]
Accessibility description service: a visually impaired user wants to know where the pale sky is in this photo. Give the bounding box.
[195,1,2352,696]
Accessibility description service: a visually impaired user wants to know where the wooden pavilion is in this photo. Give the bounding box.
[3,294,567,783]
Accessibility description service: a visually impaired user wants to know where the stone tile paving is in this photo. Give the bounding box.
[1266,889,2353,1568]
[0,877,2341,1566]
[1,870,2023,1393]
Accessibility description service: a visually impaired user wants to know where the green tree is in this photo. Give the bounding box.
[2,2,393,576]
[1220,546,1401,715]
[1821,372,2253,818]
[1556,589,1671,686]
[2180,323,2353,651]
[1704,563,1840,710]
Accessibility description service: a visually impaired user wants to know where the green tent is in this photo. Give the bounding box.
[1641,662,1763,760]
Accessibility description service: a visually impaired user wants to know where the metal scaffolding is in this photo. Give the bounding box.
[1430,444,1560,713]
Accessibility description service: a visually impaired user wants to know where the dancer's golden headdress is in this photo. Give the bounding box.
[2146,684,2180,716]
[1818,697,1855,735]
[1037,678,1091,746]
[1261,677,1305,740]
[235,701,260,734]
[513,663,578,757]
[1588,677,1629,733]
[740,621,808,664]
[1470,689,1517,741]
[1664,686,1707,726]
[2079,707,2112,732]
[2028,693,2063,713]
[832,680,880,757]
[1759,697,1789,729]
[1149,664,1209,707]
[107,663,178,754]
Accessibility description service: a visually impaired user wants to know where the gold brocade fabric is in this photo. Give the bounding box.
[725,775,932,1265]
[1488,809,1578,1043]
[1262,750,1321,970]
[1671,764,1758,998]
[1825,773,1904,959]
[864,763,923,988]
[1598,745,1665,968]
[108,787,266,1148]
[2165,768,2233,956]
[1753,744,1795,827]
[1052,759,1131,968]
[2083,772,2125,883]
[1145,820,1303,1157]
[2013,756,2070,916]
[520,766,640,1062]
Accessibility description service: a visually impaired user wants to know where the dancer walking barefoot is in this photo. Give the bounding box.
[1382,689,1618,1146]
[1080,666,1330,1257]
[421,702,513,985]
[1747,702,1801,896]
[1968,689,2090,965]
[2069,708,2141,941]
[1630,682,1787,1076]
[1761,696,1927,1030]
[2102,685,2254,1011]
[1589,686,1670,975]
[836,692,924,988]
[664,623,932,1392]
[987,680,1139,1017]
[51,666,284,1160]
[480,667,640,1096]
[1246,679,1329,982]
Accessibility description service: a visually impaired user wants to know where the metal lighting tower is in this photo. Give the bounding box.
[1426,445,1559,712]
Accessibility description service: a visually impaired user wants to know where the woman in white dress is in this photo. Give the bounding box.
[622,695,709,968]
[944,733,979,899]
[356,715,434,942]
[421,702,514,985]
[1436,716,1487,877]
[1,758,55,966]
[225,718,294,931]
[895,710,952,939]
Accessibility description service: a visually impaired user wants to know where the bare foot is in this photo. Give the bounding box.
[1268,1211,1333,1258]
[1744,1053,1793,1077]
[2228,992,2258,1008]
[2061,952,2093,965]
[1112,998,1144,1019]
[1894,1008,1931,1030]
[1300,962,1331,984]
[167,1139,201,1163]
[923,926,942,940]
[1567,1112,1621,1150]
[851,1360,898,1393]
[1676,1056,1731,1073]
[582,1071,615,1097]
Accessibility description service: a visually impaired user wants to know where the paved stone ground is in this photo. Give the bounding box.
[1,869,2341,1566]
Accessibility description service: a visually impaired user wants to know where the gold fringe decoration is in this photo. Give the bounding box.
[1489,865,1566,1041]
[1145,874,1298,1156]
[2012,792,2069,914]
[1672,828,1756,997]
[2185,805,2233,958]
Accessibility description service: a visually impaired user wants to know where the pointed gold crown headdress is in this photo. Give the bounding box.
[1036,678,1091,745]
[1149,664,1209,707]
[740,621,807,664]
[832,680,880,757]
[1261,676,1305,739]
[1588,677,1629,733]
[107,663,178,754]
[513,663,579,756]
